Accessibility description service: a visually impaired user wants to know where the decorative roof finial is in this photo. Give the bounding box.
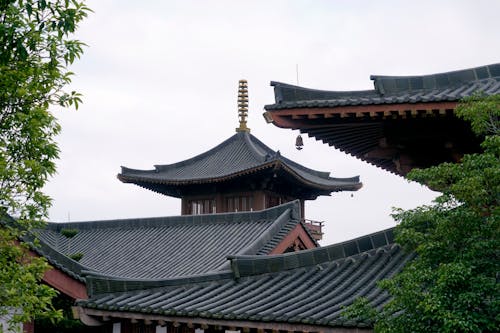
[236,79,250,133]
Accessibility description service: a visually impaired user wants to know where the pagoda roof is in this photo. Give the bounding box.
[118,131,361,197]
[31,201,317,281]
[76,227,411,330]
[263,63,500,175]
[265,63,500,110]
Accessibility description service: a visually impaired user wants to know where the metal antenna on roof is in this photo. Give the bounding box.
[296,64,299,85]
[236,79,250,133]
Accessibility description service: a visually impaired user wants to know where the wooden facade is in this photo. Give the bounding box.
[182,189,302,216]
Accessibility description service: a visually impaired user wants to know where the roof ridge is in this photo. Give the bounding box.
[24,232,91,281]
[279,154,361,184]
[0,213,90,281]
[45,204,295,231]
[237,206,294,255]
[84,270,235,297]
[152,133,241,172]
[371,63,500,95]
[118,133,247,176]
[81,226,397,296]
[270,161,361,193]
[242,132,275,162]
[265,63,500,110]
[228,227,395,277]
[370,62,500,81]
[269,81,376,104]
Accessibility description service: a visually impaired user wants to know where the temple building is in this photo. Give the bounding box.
[263,63,500,175]
[6,80,366,333]
[117,80,361,240]
[7,64,495,333]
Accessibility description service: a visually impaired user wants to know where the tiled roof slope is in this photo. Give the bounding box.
[265,63,500,110]
[35,201,311,280]
[118,131,361,197]
[78,228,412,329]
[0,213,88,282]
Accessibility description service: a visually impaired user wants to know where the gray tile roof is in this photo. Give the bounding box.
[78,228,412,329]
[34,201,313,280]
[265,63,500,110]
[0,213,87,282]
[118,132,361,197]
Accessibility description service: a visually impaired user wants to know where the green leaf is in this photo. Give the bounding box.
[0,0,90,328]
[350,96,500,332]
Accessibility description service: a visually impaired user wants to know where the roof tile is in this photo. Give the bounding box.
[77,228,412,329]
[265,63,500,110]
[35,201,306,280]
[118,132,361,197]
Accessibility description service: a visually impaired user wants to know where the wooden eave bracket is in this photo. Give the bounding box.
[264,102,458,129]
[72,306,104,326]
[77,308,373,333]
[262,111,274,123]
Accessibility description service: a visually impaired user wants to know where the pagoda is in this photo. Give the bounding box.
[118,80,362,238]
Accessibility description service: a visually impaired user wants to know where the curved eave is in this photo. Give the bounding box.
[264,96,462,111]
[263,101,479,177]
[277,160,362,193]
[118,160,361,197]
[76,228,409,329]
[264,101,459,121]
[266,64,500,110]
[117,161,277,187]
[25,234,90,283]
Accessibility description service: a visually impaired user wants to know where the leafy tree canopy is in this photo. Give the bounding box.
[0,0,90,330]
[343,94,499,332]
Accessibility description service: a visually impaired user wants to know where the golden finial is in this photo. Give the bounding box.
[236,79,250,133]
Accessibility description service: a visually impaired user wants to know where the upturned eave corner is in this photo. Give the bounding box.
[263,111,274,124]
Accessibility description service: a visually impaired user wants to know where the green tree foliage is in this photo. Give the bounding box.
[343,95,499,332]
[0,0,90,330]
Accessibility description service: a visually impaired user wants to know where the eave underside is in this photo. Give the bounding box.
[121,167,360,200]
[77,308,373,333]
[265,102,482,176]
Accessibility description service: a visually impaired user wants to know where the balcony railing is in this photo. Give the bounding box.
[302,219,324,241]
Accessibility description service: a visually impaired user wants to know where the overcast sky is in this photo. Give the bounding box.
[43,0,500,245]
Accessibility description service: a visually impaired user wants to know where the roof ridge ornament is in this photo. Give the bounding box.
[236,79,250,133]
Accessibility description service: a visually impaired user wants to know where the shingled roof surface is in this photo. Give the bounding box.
[265,63,500,110]
[78,228,412,329]
[118,131,361,196]
[35,201,312,280]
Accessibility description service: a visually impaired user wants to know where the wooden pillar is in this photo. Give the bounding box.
[216,193,224,213]
[181,198,188,215]
[300,199,305,219]
[253,191,265,210]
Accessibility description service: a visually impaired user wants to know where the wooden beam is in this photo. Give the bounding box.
[79,308,374,333]
[268,101,458,129]
[268,101,457,117]
[72,307,103,326]
[363,147,398,160]
[42,266,87,300]
[270,224,318,254]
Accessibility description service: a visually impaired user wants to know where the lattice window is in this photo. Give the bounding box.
[226,195,253,212]
[188,199,216,215]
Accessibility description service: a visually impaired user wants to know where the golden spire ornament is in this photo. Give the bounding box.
[236,79,250,133]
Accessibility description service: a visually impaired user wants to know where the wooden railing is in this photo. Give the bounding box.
[302,219,324,241]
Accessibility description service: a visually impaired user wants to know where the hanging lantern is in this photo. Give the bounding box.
[295,134,304,150]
